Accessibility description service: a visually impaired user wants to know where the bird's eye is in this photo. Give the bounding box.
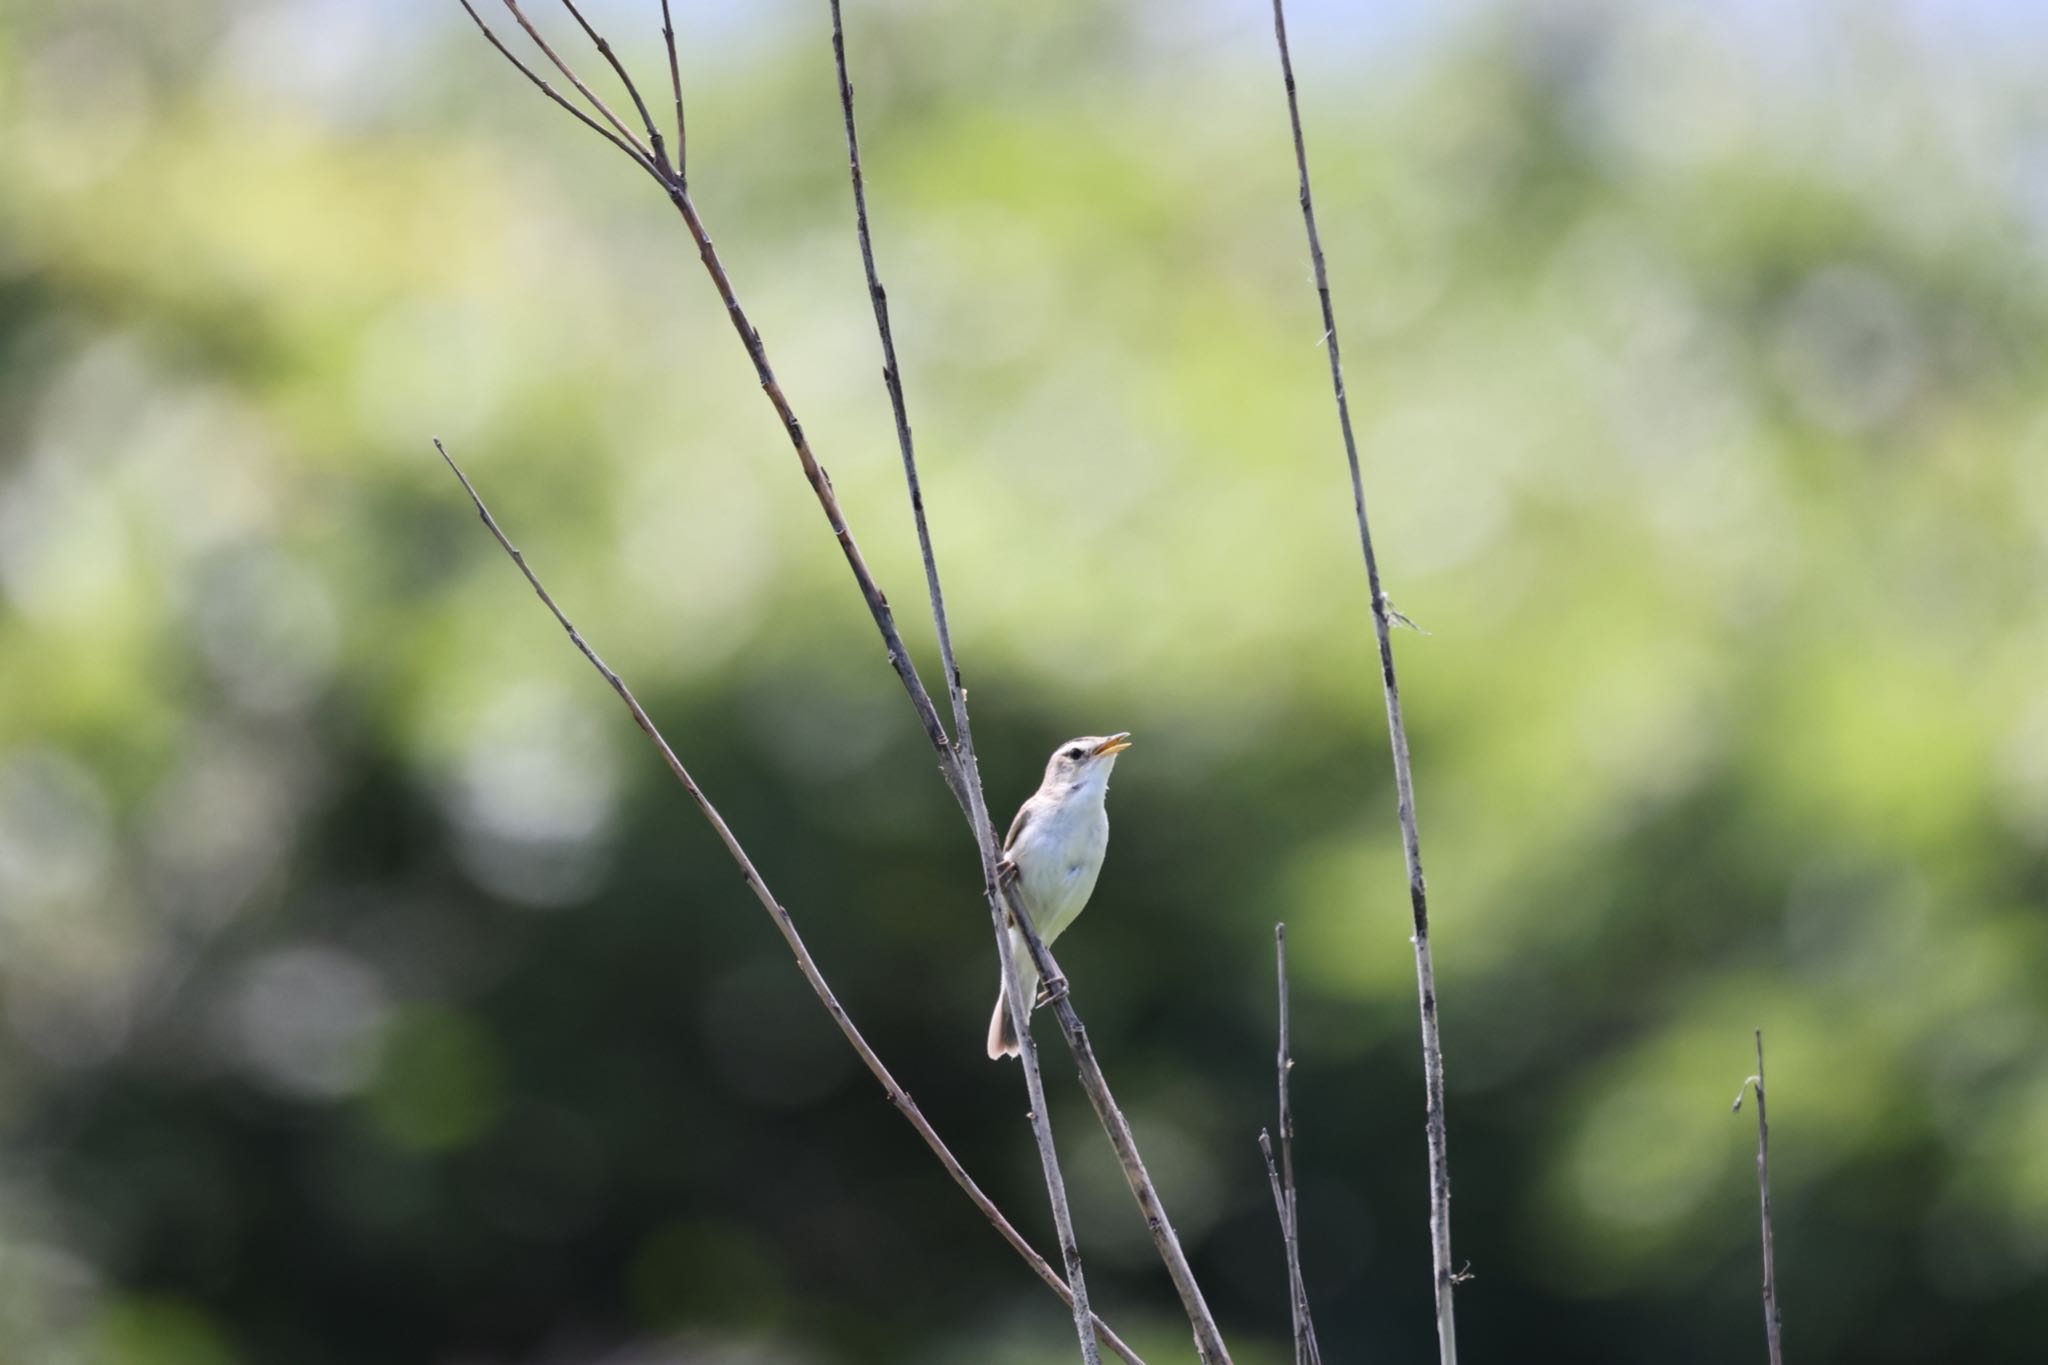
[1064,747,1085,760]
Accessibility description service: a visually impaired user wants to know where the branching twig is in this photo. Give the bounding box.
[498,0,655,164]
[1266,3,1459,1361]
[556,0,669,173]
[1733,1029,1784,1365]
[455,1,660,179]
[1257,1134,1318,1365]
[1006,902,1230,1363]
[826,7,1229,1361]
[1265,925,1321,1365]
[430,441,1145,1365]
[455,8,1228,1359]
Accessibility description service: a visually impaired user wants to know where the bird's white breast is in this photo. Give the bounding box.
[1012,785,1110,946]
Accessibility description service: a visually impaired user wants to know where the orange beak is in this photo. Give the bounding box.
[1092,732,1133,756]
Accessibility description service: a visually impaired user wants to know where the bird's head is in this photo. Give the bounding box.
[1041,732,1132,793]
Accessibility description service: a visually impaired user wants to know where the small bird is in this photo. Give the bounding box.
[986,732,1132,1060]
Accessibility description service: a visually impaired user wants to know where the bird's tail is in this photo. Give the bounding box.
[987,981,1020,1060]
[986,937,1039,1060]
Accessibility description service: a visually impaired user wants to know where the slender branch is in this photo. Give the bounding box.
[1266,4,1458,1361]
[556,0,669,173]
[430,441,1145,1365]
[656,177,971,803]
[1257,1133,1319,1365]
[1733,1030,1784,1365]
[455,1,661,180]
[459,11,1226,1358]
[826,8,1228,1361]
[658,0,687,183]
[1268,925,1321,1365]
[460,2,962,805]
[994,907,1101,1364]
[822,10,1099,1361]
[498,0,656,165]
[1003,895,1230,1364]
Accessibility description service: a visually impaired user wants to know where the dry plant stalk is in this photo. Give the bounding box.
[1265,2,1460,1361]
[1259,925,1321,1365]
[453,3,1233,1361]
[1733,1029,1785,1365]
[825,5,1100,1358]
[431,442,1145,1365]
[825,6,1230,1361]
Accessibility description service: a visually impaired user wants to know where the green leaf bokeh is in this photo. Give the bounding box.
[2,2,2045,1362]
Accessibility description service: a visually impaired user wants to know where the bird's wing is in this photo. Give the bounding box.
[1003,800,1033,852]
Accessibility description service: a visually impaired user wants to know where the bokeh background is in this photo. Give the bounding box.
[4,0,2048,1361]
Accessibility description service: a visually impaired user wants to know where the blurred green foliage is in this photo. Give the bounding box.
[2,1,2046,1362]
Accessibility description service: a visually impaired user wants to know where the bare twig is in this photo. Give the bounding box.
[466,2,965,806]
[1266,3,1459,1361]
[430,440,1145,1365]
[498,0,655,164]
[455,1,661,179]
[826,8,1228,1361]
[457,9,1226,1358]
[825,6,1098,1362]
[1257,1133,1319,1365]
[1733,1029,1785,1365]
[658,0,686,183]
[1007,901,1231,1363]
[556,0,669,173]
[1268,925,1321,1365]
[656,176,970,809]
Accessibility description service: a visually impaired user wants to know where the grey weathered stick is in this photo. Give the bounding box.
[657,0,686,182]
[431,440,1145,1365]
[1733,1029,1784,1365]
[1007,899,1231,1363]
[825,7,1230,1361]
[1257,1133,1319,1365]
[498,0,654,163]
[453,3,965,806]
[556,0,670,173]
[456,9,1225,1358]
[825,5,1099,1362]
[455,0,660,177]
[1270,925,1321,1365]
[453,8,1121,1360]
[1266,3,1459,1361]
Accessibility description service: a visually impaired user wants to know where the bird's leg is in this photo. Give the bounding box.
[995,858,1023,927]
[993,859,1064,1004]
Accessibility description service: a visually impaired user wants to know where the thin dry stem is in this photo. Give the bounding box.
[1737,1029,1785,1365]
[455,1,660,179]
[826,7,1228,1360]
[556,0,669,172]
[1257,1132,1319,1365]
[463,1,961,806]
[826,5,1098,1361]
[1270,925,1322,1365]
[431,440,1144,1365]
[457,9,1225,1358]
[498,0,655,164]
[1004,898,1230,1364]
[1267,3,1458,1361]
[658,0,687,182]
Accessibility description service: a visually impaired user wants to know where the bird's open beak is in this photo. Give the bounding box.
[1092,732,1133,756]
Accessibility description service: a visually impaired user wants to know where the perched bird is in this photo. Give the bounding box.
[986,732,1132,1060]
